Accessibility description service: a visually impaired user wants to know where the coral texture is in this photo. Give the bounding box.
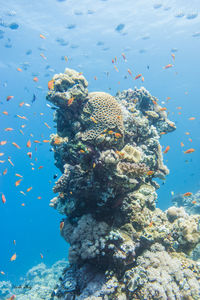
[47,68,200,299]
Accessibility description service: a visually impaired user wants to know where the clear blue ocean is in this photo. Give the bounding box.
[0,0,200,287]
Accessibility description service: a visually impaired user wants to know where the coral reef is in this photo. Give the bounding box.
[46,68,200,299]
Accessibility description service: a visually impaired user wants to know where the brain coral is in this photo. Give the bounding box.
[81,92,124,141]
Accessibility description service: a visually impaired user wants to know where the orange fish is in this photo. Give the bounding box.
[0,271,5,275]
[108,130,113,134]
[159,107,167,111]
[3,168,7,175]
[40,34,46,39]
[141,76,144,82]
[48,79,54,90]
[185,132,190,135]
[189,138,192,142]
[19,102,24,107]
[183,192,192,197]
[79,149,85,153]
[178,112,181,115]
[3,111,8,115]
[177,107,182,110]
[44,122,51,129]
[7,295,16,300]
[180,142,184,147]
[7,96,14,101]
[43,140,50,143]
[192,200,197,204]
[1,193,6,204]
[0,141,7,146]
[171,53,175,61]
[90,116,97,123]
[160,132,166,135]
[163,145,170,154]
[64,56,68,62]
[8,158,14,166]
[134,74,142,80]
[38,166,43,169]
[40,253,44,259]
[166,97,171,101]
[148,221,154,227]
[5,128,14,131]
[33,77,39,82]
[0,153,4,156]
[0,160,5,163]
[21,203,25,206]
[27,187,32,192]
[27,152,32,159]
[15,179,22,187]
[17,115,28,120]
[114,65,119,72]
[34,140,40,143]
[147,171,154,176]
[27,140,31,148]
[37,196,42,199]
[163,64,173,69]
[68,97,75,106]
[189,117,195,120]
[184,148,195,154]
[60,221,64,231]
[12,142,21,149]
[10,253,17,261]
[127,69,132,76]
[114,133,122,138]
[15,173,23,178]
[17,68,22,72]
[112,59,114,64]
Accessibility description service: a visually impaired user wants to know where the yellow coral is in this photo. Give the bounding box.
[81,92,124,141]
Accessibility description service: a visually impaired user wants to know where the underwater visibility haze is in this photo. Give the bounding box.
[0,0,200,299]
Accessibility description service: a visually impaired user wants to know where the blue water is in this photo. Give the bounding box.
[0,0,200,284]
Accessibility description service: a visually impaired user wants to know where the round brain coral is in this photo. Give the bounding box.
[81,92,124,141]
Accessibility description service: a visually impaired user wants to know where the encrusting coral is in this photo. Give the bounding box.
[46,68,200,299]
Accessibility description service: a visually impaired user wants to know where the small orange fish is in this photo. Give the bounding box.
[60,221,64,231]
[17,115,28,120]
[48,79,54,90]
[40,34,46,39]
[171,53,175,61]
[180,142,184,147]
[163,64,173,69]
[90,116,97,123]
[166,97,171,101]
[44,122,51,129]
[27,152,32,159]
[7,96,14,101]
[183,192,192,197]
[40,253,44,259]
[108,130,113,134]
[7,294,16,300]
[33,77,39,82]
[0,141,7,146]
[79,149,85,153]
[114,65,119,72]
[192,200,197,204]
[0,160,5,163]
[141,76,144,82]
[3,111,8,115]
[114,133,122,138]
[64,56,68,62]
[121,53,126,61]
[184,148,195,154]
[1,193,6,204]
[27,187,32,192]
[185,132,190,135]
[21,203,25,206]
[0,271,5,275]
[189,138,192,142]
[37,196,42,199]
[160,132,166,135]
[19,102,24,107]
[8,158,14,166]
[0,153,4,156]
[134,74,142,80]
[3,168,7,176]
[147,171,154,176]
[152,100,157,105]
[43,140,50,143]
[177,107,182,110]
[10,253,17,261]
[34,140,40,143]
[54,137,62,145]
[15,179,22,187]
[189,117,195,120]
[163,145,170,154]
[12,142,20,149]
[127,69,132,76]
[38,166,43,169]
[178,112,181,115]
[27,140,31,148]
[67,97,75,106]
[5,128,14,131]
[159,107,167,111]
[148,221,154,227]
[15,173,23,178]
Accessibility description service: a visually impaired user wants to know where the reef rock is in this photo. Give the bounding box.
[47,68,200,299]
